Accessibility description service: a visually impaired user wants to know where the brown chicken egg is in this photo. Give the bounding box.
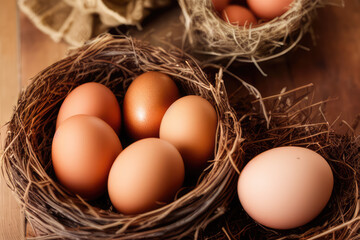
[123,71,180,140]
[52,115,122,199]
[108,138,184,215]
[160,95,217,175]
[56,82,121,133]
[222,5,257,27]
[247,0,294,20]
[238,146,334,229]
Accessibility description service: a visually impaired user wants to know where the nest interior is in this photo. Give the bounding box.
[1,34,242,239]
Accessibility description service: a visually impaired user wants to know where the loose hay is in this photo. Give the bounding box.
[179,0,344,66]
[0,34,243,239]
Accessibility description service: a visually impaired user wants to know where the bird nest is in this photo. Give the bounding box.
[179,0,344,67]
[205,83,360,239]
[1,34,242,239]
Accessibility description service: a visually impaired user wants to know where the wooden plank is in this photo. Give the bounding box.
[288,1,360,132]
[19,12,70,238]
[0,1,24,240]
[234,1,360,134]
[20,13,68,86]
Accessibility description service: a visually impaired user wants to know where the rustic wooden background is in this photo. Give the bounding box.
[0,0,359,239]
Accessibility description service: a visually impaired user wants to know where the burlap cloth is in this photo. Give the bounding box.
[19,0,171,46]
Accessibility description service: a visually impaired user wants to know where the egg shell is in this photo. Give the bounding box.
[247,0,294,20]
[212,0,231,12]
[159,95,217,174]
[52,115,122,200]
[222,5,257,27]
[237,146,334,229]
[107,138,184,215]
[56,82,121,133]
[122,71,180,140]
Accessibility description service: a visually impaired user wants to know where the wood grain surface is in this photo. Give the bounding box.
[1,5,68,240]
[0,0,359,239]
[0,1,24,240]
[20,15,68,86]
[238,0,360,134]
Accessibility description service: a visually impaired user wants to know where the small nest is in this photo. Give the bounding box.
[1,35,242,239]
[205,84,360,239]
[179,0,344,66]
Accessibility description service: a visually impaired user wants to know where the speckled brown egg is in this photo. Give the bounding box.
[52,115,122,200]
[56,82,121,133]
[122,71,180,140]
[238,146,334,229]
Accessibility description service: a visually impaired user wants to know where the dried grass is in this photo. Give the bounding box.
[179,0,344,67]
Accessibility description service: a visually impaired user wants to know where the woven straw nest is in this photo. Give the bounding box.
[1,34,243,239]
[179,0,344,67]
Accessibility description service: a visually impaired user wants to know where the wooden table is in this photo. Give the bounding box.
[1,1,359,239]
